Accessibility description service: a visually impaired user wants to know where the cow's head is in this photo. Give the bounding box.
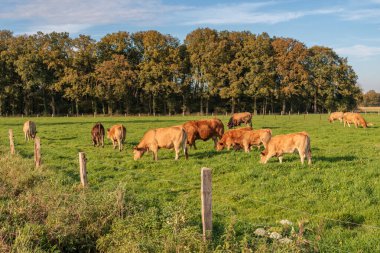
[216,141,224,151]
[31,131,37,139]
[260,150,268,164]
[133,146,148,160]
[227,118,234,129]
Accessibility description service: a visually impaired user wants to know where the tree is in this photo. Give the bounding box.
[95,54,135,114]
[185,28,219,114]
[272,37,309,113]
[362,90,380,106]
[133,30,179,115]
[243,32,276,114]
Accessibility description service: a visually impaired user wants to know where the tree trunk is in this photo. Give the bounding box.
[231,97,235,114]
[253,96,257,115]
[75,99,79,116]
[314,87,318,113]
[108,103,113,115]
[92,99,97,114]
[42,90,47,115]
[206,98,209,115]
[200,96,203,115]
[282,99,286,115]
[0,96,2,116]
[152,93,156,116]
[102,102,106,115]
[182,94,186,116]
[51,96,56,116]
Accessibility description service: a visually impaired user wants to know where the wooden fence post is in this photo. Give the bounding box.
[9,129,15,155]
[34,137,41,168]
[79,152,88,187]
[201,167,212,241]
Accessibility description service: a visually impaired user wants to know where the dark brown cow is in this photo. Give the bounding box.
[107,124,126,151]
[227,112,252,129]
[91,123,105,147]
[182,118,224,149]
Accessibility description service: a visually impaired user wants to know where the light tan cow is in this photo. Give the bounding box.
[23,120,37,141]
[260,132,311,165]
[343,112,367,128]
[328,112,344,123]
[107,124,126,151]
[133,126,188,161]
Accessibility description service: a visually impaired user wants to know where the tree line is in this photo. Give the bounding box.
[0,28,362,116]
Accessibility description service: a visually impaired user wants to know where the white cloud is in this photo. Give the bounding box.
[335,44,380,57]
[0,0,344,34]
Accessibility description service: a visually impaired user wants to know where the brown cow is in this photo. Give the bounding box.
[328,112,344,123]
[107,124,126,151]
[23,120,37,141]
[227,112,252,129]
[182,118,224,149]
[216,128,272,152]
[91,123,105,147]
[343,112,367,128]
[133,126,188,161]
[260,132,311,165]
[216,127,252,151]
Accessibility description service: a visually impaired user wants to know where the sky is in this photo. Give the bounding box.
[1,0,380,92]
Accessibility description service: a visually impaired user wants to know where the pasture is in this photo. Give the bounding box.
[1,114,380,252]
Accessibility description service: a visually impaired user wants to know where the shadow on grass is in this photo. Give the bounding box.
[316,155,357,162]
[44,136,77,141]
[190,150,228,159]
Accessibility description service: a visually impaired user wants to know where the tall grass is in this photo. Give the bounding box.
[0,114,380,252]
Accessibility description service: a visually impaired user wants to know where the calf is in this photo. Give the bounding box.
[227,112,252,129]
[91,123,105,147]
[343,112,367,128]
[328,112,344,123]
[260,132,311,165]
[182,118,224,149]
[133,126,188,161]
[107,124,126,151]
[23,120,37,141]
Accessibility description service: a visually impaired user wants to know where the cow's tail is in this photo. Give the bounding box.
[182,128,188,159]
[120,125,125,142]
[305,134,312,165]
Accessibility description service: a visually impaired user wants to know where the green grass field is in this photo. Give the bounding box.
[1,114,380,252]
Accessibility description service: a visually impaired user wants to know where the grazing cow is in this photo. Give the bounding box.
[328,112,344,123]
[343,112,367,128]
[260,132,311,165]
[216,128,272,152]
[133,126,188,161]
[107,124,126,151]
[216,127,252,151]
[23,120,37,141]
[91,123,105,147]
[227,112,252,129]
[182,118,224,149]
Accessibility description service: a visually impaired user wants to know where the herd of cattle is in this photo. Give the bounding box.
[21,111,370,164]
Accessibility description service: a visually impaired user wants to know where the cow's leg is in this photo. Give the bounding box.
[278,156,283,163]
[184,146,188,160]
[212,136,218,148]
[24,132,27,142]
[307,150,312,165]
[299,150,305,164]
[112,139,116,149]
[193,142,197,150]
[101,135,104,148]
[174,147,180,160]
[118,139,122,151]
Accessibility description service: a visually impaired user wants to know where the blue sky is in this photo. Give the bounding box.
[1,0,380,92]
